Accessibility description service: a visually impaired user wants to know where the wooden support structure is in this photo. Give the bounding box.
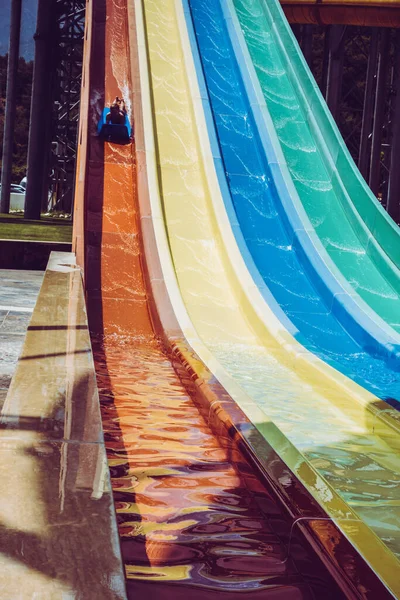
[369,29,390,196]
[325,25,346,121]
[24,0,57,220]
[358,29,379,181]
[387,30,400,223]
[0,0,22,214]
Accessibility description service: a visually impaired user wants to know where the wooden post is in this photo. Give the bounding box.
[0,0,22,214]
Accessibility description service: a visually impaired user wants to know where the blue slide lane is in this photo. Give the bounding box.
[184,0,400,404]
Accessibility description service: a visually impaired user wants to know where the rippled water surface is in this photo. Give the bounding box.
[92,337,338,598]
[211,341,400,558]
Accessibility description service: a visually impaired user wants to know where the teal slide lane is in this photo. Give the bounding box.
[184,0,400,403]
[231,0,400,334]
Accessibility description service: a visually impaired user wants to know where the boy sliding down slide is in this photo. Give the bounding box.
[106,97,127,125]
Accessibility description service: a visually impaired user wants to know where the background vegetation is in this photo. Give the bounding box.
[0,54,33,184]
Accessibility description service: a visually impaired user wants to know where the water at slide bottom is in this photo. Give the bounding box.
[210,341,400,559]
[92,336,343,599]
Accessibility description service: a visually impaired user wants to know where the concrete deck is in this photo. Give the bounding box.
[0,254,127,599]
[0,269,44,408]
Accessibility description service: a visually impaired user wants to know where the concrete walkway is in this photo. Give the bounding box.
[0,270,43,408]
[0,254,126,599]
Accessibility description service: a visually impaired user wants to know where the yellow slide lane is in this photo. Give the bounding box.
[137,0,400,592]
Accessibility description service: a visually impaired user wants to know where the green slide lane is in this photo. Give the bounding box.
[233,0,400,332]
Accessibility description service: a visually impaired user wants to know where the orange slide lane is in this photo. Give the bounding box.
[73,0,348,598]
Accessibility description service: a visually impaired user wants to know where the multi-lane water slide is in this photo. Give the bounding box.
[73,0,400,597]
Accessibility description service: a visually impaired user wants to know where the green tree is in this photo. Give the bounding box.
[0,54,33,184]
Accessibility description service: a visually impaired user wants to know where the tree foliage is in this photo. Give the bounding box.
[0,54,33,183]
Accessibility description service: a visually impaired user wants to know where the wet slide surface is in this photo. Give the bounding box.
[187,1,400,400]
[232,0,400,333]
[138,0,400,583]
[82,0,342,597]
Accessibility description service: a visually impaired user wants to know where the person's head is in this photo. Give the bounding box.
[118,98,126,113]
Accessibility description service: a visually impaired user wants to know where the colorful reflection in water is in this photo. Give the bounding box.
[92,336,338,598]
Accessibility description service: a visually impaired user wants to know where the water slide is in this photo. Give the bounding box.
[188,0,400,402]
[72,0,359,598]
[230,0,400,335]
[181,0,400,588]
[189,0,400,380]
[136,0,400,593]
[72,0,400,597]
